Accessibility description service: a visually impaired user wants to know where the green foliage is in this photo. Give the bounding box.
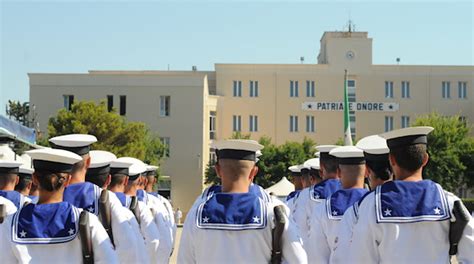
[413,113,474,192]
[204,136,317,188]
[6,100,31,127]
[230,132,251,139]
[46,101,165,168]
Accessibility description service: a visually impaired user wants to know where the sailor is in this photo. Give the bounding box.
[85,150,150,263]
[286,164,304,214]
[135,164,174,263]
[178,139,307,263]
[349,127,474,263]
[296,145,341,248]
[109,157,161,263]
[0,148,118,263]
[50,133,146,263]
[331,135,393,263]
[0,160,32,209]
[307,157,322,186]
[15,166,37,203]
[306,146,368,262]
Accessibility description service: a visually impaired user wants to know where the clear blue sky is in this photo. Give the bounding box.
[1,1,473,109]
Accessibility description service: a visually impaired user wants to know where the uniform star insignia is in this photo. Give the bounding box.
[332,210,338,216]
[68,228,75,235]
[384,208,392,216]
[87,207,94,213]
[20,230,27,238]
[433,207,441,215]
[203,216,210,223]
[252,216,260,223]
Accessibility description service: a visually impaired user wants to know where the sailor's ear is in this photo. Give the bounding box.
[214,163,222,179]
[422,152,429,167]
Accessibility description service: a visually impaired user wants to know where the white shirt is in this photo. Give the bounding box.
[0,208,118,264]
[146,194,174,263]
[0,196,17,216]
[178,195,307,264]
[348,191,474,263]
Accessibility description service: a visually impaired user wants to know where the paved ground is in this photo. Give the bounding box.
[169,226,182,264]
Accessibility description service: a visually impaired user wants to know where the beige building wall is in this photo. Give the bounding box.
[28,30,473,213]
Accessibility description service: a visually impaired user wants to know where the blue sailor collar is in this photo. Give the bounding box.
[28,195,39,204]
[353,190,374,219]
[136,189,149,204]
[286,190,300,201]
[326,188,368,220]
[149,192,158,197]
[12,202,80,244]
[0,190,25,209]
[197,192,267,230]
[311,179,342,201]
[375,180,451,223]
[63,182,101,215]
[202,183,271,203]
[114,192,131,208]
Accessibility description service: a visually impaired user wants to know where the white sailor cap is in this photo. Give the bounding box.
[26,148,82,173]
[255,150,263,162]
[380,126,434,149]
[19,165,34,177]
[86,150,117,177]
[329,146,366,165]
[316,145,339,160]
[145,165,159,176]
[288,165,303,176]
[304,158,320,170]
[109,159,134,176]
[356,135,390,162]
[211,140,263,161]
[114,157,147,180]
[315,152,320,157]
[0,160,23,174]
[49,134,97,156]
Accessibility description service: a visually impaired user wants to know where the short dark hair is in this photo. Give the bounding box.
[86,173,109,188]
[0,173,18,189]
[366,160,392,181]
[35,171,69,192]
[321,159,338,174]
[109,174,127,188]
[390,144,427,172]
[71,159,86,174]
[15,176,32,192]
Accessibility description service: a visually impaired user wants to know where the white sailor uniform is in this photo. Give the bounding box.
[0,202,118,263]
[348,180,474,263]
[306,188,368,263]
[178,188,307,264]
[0,190,32,210]
[0,195,17,216]
[137,189,174,263]
[64,182,149,264]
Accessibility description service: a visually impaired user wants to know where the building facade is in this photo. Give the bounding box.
[29,31,474,214]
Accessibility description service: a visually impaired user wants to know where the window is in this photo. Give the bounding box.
[384,116,393,132]
[458,82,467,99]
[233,81,242,97]
[290,81,299,97]
[249,115,258,132]
[289,115,298,132]
[306,115,315,132]
[209,148,217,165]
[347,80,356,89]
[119,95,126,116]
[63,95,74,110]
[442,81,451,98]
[160,137,170,157]
[160,96,171,117]
[306,81,315,97]
[209,111,216,139]
[107,95,113,112]
[401,116,410,128]
[401,81,410,98]
[232,115,241,132]
[385,81,393,98]
[250,81,259,97]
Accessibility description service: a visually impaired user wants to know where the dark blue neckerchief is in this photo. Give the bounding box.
[326,188,368,220]
[136,189,148,204]
[353,190,374,219]
[197,192,267,230]
[0,190,24,209]
[28,195,39,204]
[114,192,131,208]
[375,180,451,223]
[12,202,80,245]
[286,190,300,201]
[149,192,158,197]
[63,182,101,215]
[202,184,270,203]
[310,179,342,201]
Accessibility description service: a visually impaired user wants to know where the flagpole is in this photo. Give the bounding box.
[343,69,353,146]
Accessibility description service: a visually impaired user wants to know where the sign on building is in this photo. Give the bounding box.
[302,102,399,112]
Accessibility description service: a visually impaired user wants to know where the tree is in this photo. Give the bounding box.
[6,100,31,126]
[413,113,474,192]
[45,101,165,167]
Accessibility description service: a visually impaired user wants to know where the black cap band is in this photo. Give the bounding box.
[86,165,110,178]
[217,149,256,161]
[50,143,91,156]
[33,160,74,173]
[18,173,32,180]
[338,157,366,165]
[128,174,140,181]
[301,168,310,175]
[0,167,19,174]
[110,168,129,176]
[146,170,157,177]
[310,168,319,174]
[320,152,337,161]
[386,135,428,149]
[290,171,302,177]
[364,153,389,162]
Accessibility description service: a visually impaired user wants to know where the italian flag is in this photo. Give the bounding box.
[344,70,353,146]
